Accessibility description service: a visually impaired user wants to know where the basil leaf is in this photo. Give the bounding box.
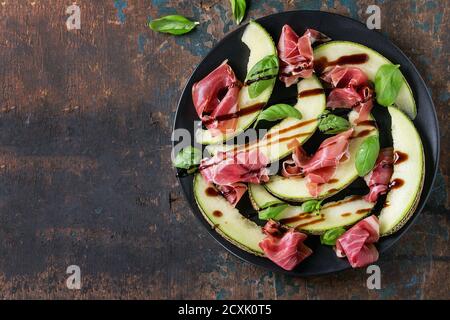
[173,146,202,169]
[301,200,323,215]
[375,64,403,107]
[355,135,380,177]
[149,15,199,35]
[230,0,246,25]
[246,55,279,98]
[318,112,350,134]
[320,227,346,246]
[253,104,301,128]
[259,204,288,220]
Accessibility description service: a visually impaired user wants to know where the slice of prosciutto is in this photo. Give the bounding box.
[282,128,353,196]
[192,60,242,135]
[216,183,247,207]
[364,147,394,203]
[259,220,312,270]
[335,215,380,268]
[321,66,373,123]
[278,25,330,87]
[199,150,269,206]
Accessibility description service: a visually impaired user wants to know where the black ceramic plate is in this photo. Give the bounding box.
[173,11,440,276]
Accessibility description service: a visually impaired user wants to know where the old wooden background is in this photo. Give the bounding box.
[0,0,448,299]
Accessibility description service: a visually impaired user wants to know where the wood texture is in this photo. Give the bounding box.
[0,0,448,299]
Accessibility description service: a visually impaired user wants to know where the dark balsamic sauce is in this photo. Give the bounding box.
[315,54,370,74]
[298,88,325,98]
[324,196,363,209]
[357,120,377,127]
[202,103,266,126]
[213,210,223,217]
[389,178,405,190]
[244,75,277,86]
[266,118,317,140]
[205,187,219,197]
[296,216,326,228]
[280,213,312,225]
[394,151,409,164]
[356,208,372,215]
[351,129,376,139]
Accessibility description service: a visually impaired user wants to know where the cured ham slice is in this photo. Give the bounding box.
[364,148,394,203]
[322,66,368,88]
[282,129,353,196]
[335,215,380,268]
[259,220,312,270]
[200,150,269,185]
[216,183,247,207]
[199,150,269,206]
[192,60,241,135]
[321,66,373,123]
[278,25,330,87]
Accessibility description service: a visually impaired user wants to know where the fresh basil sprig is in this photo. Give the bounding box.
[318,111,351,134]
[173,146,202,170]
[230,0,247,25]
[320,227,346,246]
[375,64,403,107]
[301,199,323,215]
[246,55,279,99]
[253,104,301,128]
[355,135,380,177]
[259,204,288,220]
[149,15,199,35]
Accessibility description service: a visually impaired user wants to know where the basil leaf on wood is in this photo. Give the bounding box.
[259,204,288,220]
[245,55,279,99]
[149,15,199,35]
[253,104,301,128]
[173,146,202,169]
[320,227,346,246]
[230,0,246,25]
[355,135,380,177]
[375,64,403,107]
[318,112,350,134]
[301,199,323,215]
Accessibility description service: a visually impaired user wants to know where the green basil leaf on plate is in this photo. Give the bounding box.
[173,146,202,169]
[375,64,403,107]
[230,0,247,25]
[245,54,279,99]
[355,135,380,177]
[320,227,346,246]
[253,104,301,128]
[318,111,350,134]
[149,15,199,35]
[258,204,288,220]
[301,199,323,215]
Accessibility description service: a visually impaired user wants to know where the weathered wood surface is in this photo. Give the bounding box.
[0,0,448,299]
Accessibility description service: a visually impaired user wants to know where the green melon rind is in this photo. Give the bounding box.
[248,183,284,210]
[379,107,425,236]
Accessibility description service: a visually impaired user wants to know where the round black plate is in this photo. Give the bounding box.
[173,11,440,276]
